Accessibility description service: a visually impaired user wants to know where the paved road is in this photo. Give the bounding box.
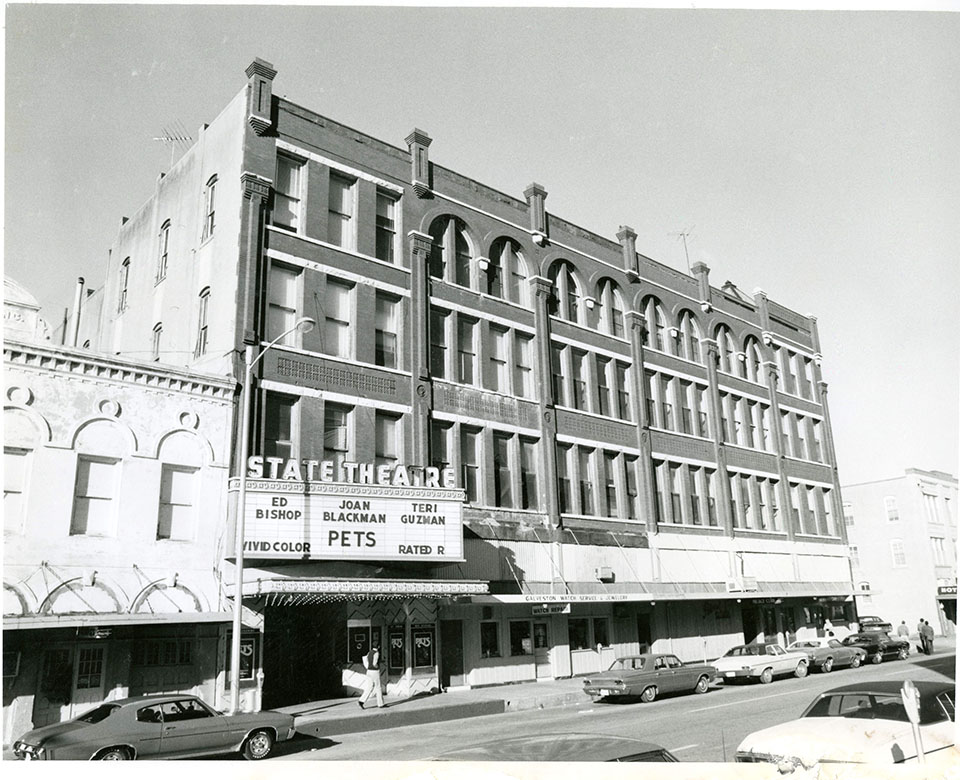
[271,651,955,762]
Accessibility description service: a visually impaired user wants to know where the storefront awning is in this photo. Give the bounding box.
[241,577,488,606]
[3,611,233,631]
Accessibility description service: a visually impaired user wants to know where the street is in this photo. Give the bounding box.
[271,651,955,762]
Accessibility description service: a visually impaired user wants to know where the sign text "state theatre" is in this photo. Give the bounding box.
[247,456,456,488]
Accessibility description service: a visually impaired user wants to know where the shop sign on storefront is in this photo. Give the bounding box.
[232,462,465,562]
[532,604,571,615]
[938,585,957,598]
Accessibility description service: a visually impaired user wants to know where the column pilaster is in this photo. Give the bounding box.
[625,311,658,535]
[408,230,433,466]
[530,275,559,526]
[702,339,734,536]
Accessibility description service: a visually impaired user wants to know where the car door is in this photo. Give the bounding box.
[132,704,165,758]
[158,699,235,758]
[664,655,693,691]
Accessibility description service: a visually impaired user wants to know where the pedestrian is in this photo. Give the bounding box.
[921,620,935,655]
[917,618,928,654]
[358,644,384,709]
[897,620,909,638]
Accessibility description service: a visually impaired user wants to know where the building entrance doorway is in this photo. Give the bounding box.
[636,612,653,653]
[534,621,551,678]
[32,644,107,727]
[742,608,760,644]
[439,620,464,688]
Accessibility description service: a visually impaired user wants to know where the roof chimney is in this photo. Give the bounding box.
[245,58,277,135]
[405,129,432,197]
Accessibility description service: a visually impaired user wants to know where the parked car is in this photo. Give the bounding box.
[785,638,867,672]
[857,615,894,634]
[735,680,956,768]
[841,631,910,664]
[582,653,717,702]
[712,643,809,684]
[12,695,296,761]
[431,733,679,762]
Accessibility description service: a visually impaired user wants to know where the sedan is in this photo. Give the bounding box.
[785,638,867,672]
[841,631,910,664]
[712,643,809,684]
[12,695,296,761]
[582,653,717,702]
[431,733,679,762]
[736,680,956,768]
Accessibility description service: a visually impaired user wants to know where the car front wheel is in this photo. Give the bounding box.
[640,686,657,703]
[821,657,833,673]
[243,729,274,761]
[96,747,132,761]
[794,661,808,678]
[872,651,883,664]
[898,646,909,660]
[694,676,709,694]
[850,654,862,668]
[759,668,774,684]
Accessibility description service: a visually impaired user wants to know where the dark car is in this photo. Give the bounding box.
[857,615,894,634]
[841,631,909,664]
[12,695,296,761]
[582,653,717,702]
[785,638,867,672]
[431,733,679,762]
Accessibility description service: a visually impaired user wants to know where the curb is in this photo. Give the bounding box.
[295,699,506,737]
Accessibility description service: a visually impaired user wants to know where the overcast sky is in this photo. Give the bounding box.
[5,4,958,485]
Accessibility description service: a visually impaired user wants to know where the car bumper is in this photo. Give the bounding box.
[583,686,627,697]
[719,669,756,679]
[12,742,46,760]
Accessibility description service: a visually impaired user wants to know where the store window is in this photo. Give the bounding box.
[593,618,610,648]
[388,627,405,672]
[132,639,192,667]
[480,622,501,658]
[509,621,533,656]
[568,618,590,650]
[412,625,436,669]
[348,625,382,665]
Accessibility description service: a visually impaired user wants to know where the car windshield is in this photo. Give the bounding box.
[805,692,952,725]
[75,704,121,724]
[724,646,761,657]
[790,642,819,649]
[608,658,645,671]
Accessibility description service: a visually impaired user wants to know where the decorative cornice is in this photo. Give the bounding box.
[241,172,272,199]
[245,58,277,81]
[528,275,553,297]
[408,230,433,255]
[3,341,235,401]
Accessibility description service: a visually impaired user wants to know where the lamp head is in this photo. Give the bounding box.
[296,317,316,334]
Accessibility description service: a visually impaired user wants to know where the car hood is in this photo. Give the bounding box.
[16,720,88,746]
[737,718,953,767]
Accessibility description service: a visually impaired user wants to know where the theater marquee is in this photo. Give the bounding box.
[231,468,466,563]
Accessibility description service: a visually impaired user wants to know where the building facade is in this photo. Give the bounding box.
[843,469,958,637]
[3,279,236,742]
[78,58,854,711]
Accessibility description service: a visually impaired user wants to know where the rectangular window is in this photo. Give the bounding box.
[460,428,480,503]
[595,357,611,417]
[719,393,731,442]
[412,625,435,669]
[322,280,352,358]
[551,344,566,406]
[823,489,835,535]
[4,447,30,533]
[264,392,297,461]
[510,621,533,656]
[519,438,538,511]
[644,371,658,427]
[733,397,745,446]
[328,173,355,250]
[769,480,781,531]
[625,456,639,520]
[557,443,572,514]
[669,464,683,524]
[568,618,590,650]
[572,350,588,411]
[603,452,618,517]
[489,326,509,393]
[781,411,793,456]
[457,317,477,385]
[593,618,610,648]
[789,483,802,533]
[762,406,773,452]
[375,413,400,467]
[694,385,709,438]
[742,475,756,528]
[931,537,946,566]
[274,155,303,231]
[375,190,398,263]
[679,380,693,434]
[493,432,512,508]
[884,496,899,522]
[843,502,854,526]
[156,223,170,282]
[792,416,806,459]
[195,289,209,357]
[266,264,300,346]
[706,468,718,526]
[578,447,595,515]
[202,177,216,240]
[375,295,399,369]
[652,460,666,523]
[157,465,198,541]
[514,333,534,399]
[660,375,674,430]
[429,308,448,379]
[152,324,162,362]
[810,421,823,462]
[689,466,702,525]
[430,421,451,472]
[744,401,757,448]
[753,403,766,450]
[849,544,860,567]
[757,478,769,530]
[71,456,119,536]
[480,622,501,658]
[323,404,350,469]
[890,539,907,567]
[615,362,631,421]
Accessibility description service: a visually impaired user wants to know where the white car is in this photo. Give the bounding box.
[712,643,809,684]
[736,680,956,769]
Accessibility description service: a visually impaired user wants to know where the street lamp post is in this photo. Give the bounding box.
[228,316,315,715]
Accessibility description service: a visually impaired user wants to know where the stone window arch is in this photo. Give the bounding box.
[677,310,702,363]
[428,215,475,289]
[597,279,625,338]
[487,237,529,305]
[547,260,583,324]
[641,296,667,351]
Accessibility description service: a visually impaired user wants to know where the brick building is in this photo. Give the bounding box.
[843,469,957,637]
[78,58,854,710]
[3,279,235,742]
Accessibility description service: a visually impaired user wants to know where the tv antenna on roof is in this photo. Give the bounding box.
[153,120,193,168]
[669,226,695,274]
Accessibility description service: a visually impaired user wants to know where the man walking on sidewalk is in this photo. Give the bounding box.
[917,618,928,654]
[359,645,385,709]
[921,620,935,655]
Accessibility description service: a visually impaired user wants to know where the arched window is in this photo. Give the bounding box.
[152,323,163,362]
[194,287,210,358]
[547,261,582,323]
[597,279,625,338]
[487,237,529,305]
[118,258,131,313]
[715,325,735,373]
[202,175,217,240]
[677,310,701,363]
[429,215,473,288]
[156,220,170,282]
[642,296,666,351]
[744,337,763,383]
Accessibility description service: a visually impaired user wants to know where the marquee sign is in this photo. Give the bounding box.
[232,475,465,562]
